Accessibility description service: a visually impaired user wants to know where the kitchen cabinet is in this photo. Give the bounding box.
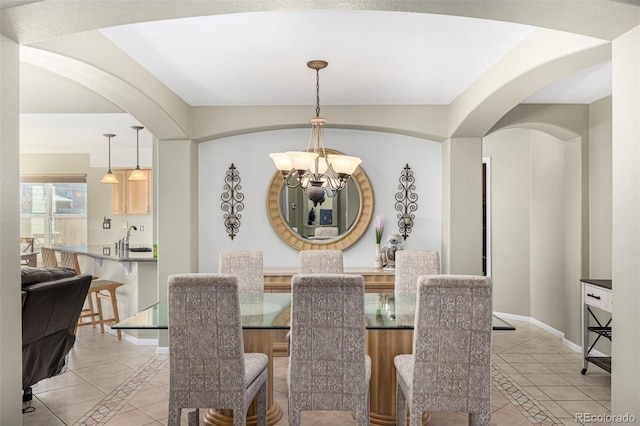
[111,169,152,215]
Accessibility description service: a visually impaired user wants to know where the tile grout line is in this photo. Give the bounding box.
[73,354,169,425]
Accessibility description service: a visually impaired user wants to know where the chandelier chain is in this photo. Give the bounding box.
[315,69,321,118]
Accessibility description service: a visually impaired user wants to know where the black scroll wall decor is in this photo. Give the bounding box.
[221,163,244,240]
[395,163,418,239]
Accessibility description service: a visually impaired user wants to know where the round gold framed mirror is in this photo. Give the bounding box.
[267,150,374,251]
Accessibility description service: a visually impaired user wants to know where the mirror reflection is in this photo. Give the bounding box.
[279,179,360,241]
[267,148,373,252]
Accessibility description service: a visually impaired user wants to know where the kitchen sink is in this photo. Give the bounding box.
[128,247,152,252]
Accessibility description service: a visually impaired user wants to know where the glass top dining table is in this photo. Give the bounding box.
[113,292,515,331]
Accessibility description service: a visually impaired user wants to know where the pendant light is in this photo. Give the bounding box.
[270,60,361,206]
[128,125,147,181]
[100,133,119,184]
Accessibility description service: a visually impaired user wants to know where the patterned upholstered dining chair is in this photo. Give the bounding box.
[394,250,441,326]
[394,249,441,293]
[298,249,344,274]
[219,250,264,293]
[288,274,370,425]
[168,273,268,426]
[219,250,264,325]
[395,274,493,426]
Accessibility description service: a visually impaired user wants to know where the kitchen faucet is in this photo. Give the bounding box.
[123,225,137,250]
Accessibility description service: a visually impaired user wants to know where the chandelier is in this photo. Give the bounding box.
[270,60,361,207]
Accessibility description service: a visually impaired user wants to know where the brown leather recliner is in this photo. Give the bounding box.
[21,266,92,397]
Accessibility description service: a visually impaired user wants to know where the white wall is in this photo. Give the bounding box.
[589,96,612,278]
[483,129,532,315]
[199,128,441,270]
[20,153,153,247]
[611,24,640,418]
[483,128,583,344]
[530,131,572,333]
[0,34,22,426]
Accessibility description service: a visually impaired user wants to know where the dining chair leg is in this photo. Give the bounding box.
[288,407,300,426]
[233,406,246,426]
[410,409,423,426]
[256,380,267,426]
[469,407,491,426]
[167,401,181,426]
[396,381,407,426]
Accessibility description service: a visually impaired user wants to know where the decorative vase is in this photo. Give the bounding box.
[373,243,383,269]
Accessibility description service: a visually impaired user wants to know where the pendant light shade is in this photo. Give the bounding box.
[128,125,147,181]
[101,133,119,184]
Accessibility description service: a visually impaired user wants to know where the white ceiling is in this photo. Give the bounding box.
[100,10,536,106]
[20,9,612,156]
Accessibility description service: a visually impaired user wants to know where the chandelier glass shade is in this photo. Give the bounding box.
[270,60,361,207]
[128,125,147,181]
[100,133,119,184]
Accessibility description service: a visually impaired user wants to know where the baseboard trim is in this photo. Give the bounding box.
[493,311,608,357]
[104,325,159,346]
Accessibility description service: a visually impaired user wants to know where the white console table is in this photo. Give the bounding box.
[580,278,612,374]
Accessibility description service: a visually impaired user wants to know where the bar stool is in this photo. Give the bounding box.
[58,251,124,340]
[40,247,59,268]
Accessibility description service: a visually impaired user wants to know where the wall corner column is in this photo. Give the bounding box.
[155,138,199,346]
[441,137,483,275]
[611,24,640,420]
[0,34,24,424]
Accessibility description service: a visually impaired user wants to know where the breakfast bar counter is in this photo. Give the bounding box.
[54,245,158,341]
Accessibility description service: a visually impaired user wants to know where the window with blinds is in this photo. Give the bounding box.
[20,175,88,249]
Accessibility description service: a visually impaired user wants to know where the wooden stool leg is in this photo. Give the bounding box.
[95,291,106,334]
[109,289,122,340]
[87,292,97,329]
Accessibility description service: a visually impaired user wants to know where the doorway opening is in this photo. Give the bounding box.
[483,157,491,277]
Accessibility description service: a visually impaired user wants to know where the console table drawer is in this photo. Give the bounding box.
[583,283,611,312]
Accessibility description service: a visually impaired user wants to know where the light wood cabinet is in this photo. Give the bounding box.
[111,169,152,215]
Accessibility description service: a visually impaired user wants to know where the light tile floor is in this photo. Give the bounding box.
[23,319,611,425]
